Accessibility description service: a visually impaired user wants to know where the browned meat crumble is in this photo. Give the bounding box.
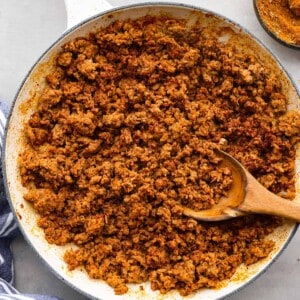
[19,16,300,296]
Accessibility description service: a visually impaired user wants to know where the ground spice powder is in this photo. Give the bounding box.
[256,0,300,46]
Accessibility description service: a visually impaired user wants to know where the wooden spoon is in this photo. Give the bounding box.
[183,151,300,222]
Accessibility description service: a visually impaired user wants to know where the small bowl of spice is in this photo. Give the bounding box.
[254,0,300,48]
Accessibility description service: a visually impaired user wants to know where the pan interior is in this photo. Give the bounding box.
[4,4,299,300]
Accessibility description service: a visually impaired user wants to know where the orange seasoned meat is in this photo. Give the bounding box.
[19,16,300,296]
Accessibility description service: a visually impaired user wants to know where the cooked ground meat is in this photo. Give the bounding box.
[19,16,300,296]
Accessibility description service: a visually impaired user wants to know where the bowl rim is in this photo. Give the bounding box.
[253,0,300,50]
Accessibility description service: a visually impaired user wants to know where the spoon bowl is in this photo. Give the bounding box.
[183,151,300,222]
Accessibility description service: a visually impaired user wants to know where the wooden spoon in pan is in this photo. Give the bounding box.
[183,151,300,222]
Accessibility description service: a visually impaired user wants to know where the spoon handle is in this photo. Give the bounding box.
[239,171,300,222]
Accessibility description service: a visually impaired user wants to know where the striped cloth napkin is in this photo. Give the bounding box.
[0,102,62,300]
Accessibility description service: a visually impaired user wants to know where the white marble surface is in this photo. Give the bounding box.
[1,0,300,299]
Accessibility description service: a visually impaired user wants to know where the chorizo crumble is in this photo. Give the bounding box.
[19,16,300,296]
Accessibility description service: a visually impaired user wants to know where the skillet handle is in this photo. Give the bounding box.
[64,0,113,29]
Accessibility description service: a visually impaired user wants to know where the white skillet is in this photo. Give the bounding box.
[2,2,300,300]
